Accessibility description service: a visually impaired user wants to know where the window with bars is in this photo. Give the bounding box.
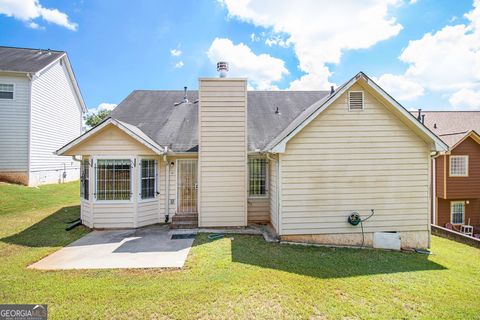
[249,158,267,197]
[450,155,468,176]
[0,84,14,99]
[141,159,157,199]
[451,201,465,224]
[80,159,89,200]
[96,159,131,201]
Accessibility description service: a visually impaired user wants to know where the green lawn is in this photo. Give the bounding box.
[0,182,479,319]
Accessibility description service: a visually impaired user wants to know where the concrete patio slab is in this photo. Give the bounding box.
[29,225,195,270]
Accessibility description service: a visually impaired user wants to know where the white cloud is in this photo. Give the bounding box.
[250,33,259,42]
[88,102,117,114]
[28,21,43,29]
[376,0,480,108]
[170,49,182,56]
[449,88,480,109]
[207,37,288,90]
[373,74,424,101]
[220,0,403,89]
[265,35,289,48]
[174,61,184,68]
[0,0,77,30]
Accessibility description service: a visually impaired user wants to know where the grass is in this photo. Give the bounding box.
[0,182,479,319]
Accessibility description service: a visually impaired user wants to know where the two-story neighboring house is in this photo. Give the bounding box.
[419,111,480,233]
[0,46,87,186]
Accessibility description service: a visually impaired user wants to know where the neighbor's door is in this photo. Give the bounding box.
[177,159,198,214]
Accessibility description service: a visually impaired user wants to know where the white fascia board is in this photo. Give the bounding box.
[366,77,448,152]
[56,118,165,155]
[266,71,449,153]
[265,75,357,153]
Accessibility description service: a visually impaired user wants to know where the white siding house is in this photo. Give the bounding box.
[57,70,448,249]
[0,46,86,186]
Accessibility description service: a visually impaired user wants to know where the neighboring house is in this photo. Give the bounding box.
[417,111,480,233]
[0,46,86,186]
[57,70,447,249]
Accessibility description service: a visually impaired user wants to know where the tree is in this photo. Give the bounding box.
[84,109,111,127]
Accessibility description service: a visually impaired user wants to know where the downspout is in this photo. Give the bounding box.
[431,151,441,226]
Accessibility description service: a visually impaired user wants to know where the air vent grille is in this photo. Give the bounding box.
[349,91,364,110]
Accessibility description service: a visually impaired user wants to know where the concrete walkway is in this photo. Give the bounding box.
[29,225,195,270]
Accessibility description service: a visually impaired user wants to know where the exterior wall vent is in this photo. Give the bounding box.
[348,91,364,110]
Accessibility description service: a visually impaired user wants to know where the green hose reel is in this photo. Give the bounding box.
[347,212,362,226]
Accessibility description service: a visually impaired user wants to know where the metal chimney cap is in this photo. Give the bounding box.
[217,61,229,78]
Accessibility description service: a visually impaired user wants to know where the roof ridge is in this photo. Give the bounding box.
[0,45,64,53]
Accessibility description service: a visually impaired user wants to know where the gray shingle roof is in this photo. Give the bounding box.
[0,46,65,73]
[417,111,480,147]
[110,90,329,152]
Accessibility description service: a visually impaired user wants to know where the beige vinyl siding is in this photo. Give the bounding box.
[248,198,270,223]
[137,200,159,227]
[30,59,82,175]
[80,198,93,228]
[0,73,30,171]
[279,83,430,235]
[198,79,247,227]
[269,157,279,232]
[67,125,157,156]
[91,203,135,228]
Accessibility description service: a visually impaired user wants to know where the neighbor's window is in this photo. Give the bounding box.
[450,155,468,177]
[96,159,131,200]
[141,159,157,199]
[80,159,89,200]
[451,201,465,224]
[0,84,14,99]
[249,158,267,197]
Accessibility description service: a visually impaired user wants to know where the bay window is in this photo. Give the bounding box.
[96,159,131,201]
[140,159,157,199]
[80,159,89,200]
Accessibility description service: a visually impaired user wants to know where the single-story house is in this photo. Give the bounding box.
[57,69,448,249]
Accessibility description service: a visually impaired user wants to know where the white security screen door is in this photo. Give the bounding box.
[177,159,198,213]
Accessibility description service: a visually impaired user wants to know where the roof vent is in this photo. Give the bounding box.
[275,106,281,115]
[348,91,364,110]
[217,61,229,78]
[330,86,335,95]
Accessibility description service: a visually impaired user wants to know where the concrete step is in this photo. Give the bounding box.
[170,214,198,229]
[170,221,198,229]
[172,214,198,222]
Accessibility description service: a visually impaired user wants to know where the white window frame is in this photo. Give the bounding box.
[0,83,14,100]
[80,158,90,200]
[248,157,269,199]
[93,156,134,204]
[348,90,364,111]
[449,155,468,177]
[138,157,158,202]
[450,201,465,225]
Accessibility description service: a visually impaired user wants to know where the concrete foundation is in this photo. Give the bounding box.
[0,171,29,185]
[29,167,79,186]
[281,231,429,249]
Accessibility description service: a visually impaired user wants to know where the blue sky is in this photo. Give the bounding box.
[1,0,479,112]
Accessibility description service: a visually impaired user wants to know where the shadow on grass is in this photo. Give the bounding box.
[1,205,87,248]
[228,235,446,279]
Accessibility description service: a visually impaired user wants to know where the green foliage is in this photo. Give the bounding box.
[84,109,111,127]
[0,182,479,319]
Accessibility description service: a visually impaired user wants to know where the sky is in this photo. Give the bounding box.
[0,0,479,113]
